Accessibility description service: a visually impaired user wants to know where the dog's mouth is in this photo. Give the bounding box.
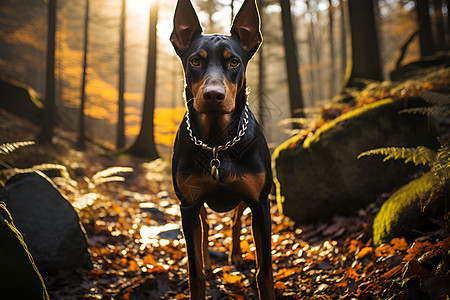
[193,101,235,115]
[202,109,232,115]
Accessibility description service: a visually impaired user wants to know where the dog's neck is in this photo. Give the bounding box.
[185,85,247,146]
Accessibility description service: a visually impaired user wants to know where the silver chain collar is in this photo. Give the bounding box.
[185,102,250,182]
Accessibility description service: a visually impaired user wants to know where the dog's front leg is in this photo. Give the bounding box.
[181,202,206,299]
[249,200,275,300]
[199,205,211,274]
[230,201,246,266]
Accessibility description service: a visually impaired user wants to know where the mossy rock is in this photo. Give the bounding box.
[0,202,49,300]
[273,98,439,223]
[373,172,445,246]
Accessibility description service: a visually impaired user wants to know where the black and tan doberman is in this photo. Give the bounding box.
[170,0,275,298]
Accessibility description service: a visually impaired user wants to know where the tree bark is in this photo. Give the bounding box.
[117,0,126,149]
[280,0,304,121]
[340,0,347,76]
[433,0,446,50]
[343,0,382,88]
[328,0,336,98]
[38,0,57,144]
[415,0,435,57]
[77,0,89,149]
[125,1,159,159]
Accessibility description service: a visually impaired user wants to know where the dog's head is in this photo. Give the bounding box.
[170,0,262,116]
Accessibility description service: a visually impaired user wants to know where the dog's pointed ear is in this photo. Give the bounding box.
[170,0,202,55]
[230,0,262,58]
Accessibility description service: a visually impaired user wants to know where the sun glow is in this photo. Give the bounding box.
[126,0,151,20]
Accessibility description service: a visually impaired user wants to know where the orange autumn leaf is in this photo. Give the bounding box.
[112,204,122,214]
[143,254,157,266]
[274,281,286,291]
[381,263,404,280]
[375,244,395,257]
[240,240,250,253]
[391,237,408,251]
[357,247,373,259]
[118,257,128,267]
[175,293,187,299]
[349,239,363,252]
[404,241,434,261]
[123,292,131,300]
[128,260,140,272]
[223,272,243,285]
[275,267,300,281]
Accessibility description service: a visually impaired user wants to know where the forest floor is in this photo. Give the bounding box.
[1,65,450,299]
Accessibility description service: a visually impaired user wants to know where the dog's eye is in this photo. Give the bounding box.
[229,58,240,68]
[190,57,200,67]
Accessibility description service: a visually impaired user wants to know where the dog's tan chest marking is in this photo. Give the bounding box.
[176,172,266,206]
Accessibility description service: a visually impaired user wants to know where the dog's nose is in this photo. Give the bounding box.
[203,86,225,102]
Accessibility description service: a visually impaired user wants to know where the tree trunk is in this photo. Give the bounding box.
[433,0,446,50]
[280,0,305,121]
[340,0,347,76]
[415,0,435,57]
[343,0,382,88]
[231,0,234,25]
[306,1,316,105]
[117,0,126,149]
[125,1,159,159]
[38,0,57,144]
[328,0,336,99]
[77,0,89,150]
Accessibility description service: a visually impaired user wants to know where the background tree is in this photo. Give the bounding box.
[77,0,90,149]
[415,0,434,57]
[117,0,126,149]
[328,0,336,98]
[343,0,382,88]
[38,0,57,144]
[125,1,159,159]
[196,0,223,33]
[280,0,304,121]
[340,0,347,76]
[433,0,445,51]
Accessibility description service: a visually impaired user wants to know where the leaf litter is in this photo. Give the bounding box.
[38,154,448,300]
[1,66,449,299]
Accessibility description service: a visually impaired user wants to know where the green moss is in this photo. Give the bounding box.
[272,134,304,215]
[303,98,394,148]
[373,172,438,246]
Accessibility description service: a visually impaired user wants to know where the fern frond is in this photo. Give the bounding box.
[91,167,133,183]
[432,143,450,179]
[421,90,450,106]
[0,141,35,154]
[357,146,437,166]
[400,106,450,117]
[31,163,66,172]
[277,118,310,127]
[52,177,78,193]
[93,176,126,185]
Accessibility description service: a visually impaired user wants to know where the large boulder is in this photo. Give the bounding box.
[0,173,91,273]
[373,171,446,246]
[0,202,49,300]
[0,79,43,124]
[273,98,439,223]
